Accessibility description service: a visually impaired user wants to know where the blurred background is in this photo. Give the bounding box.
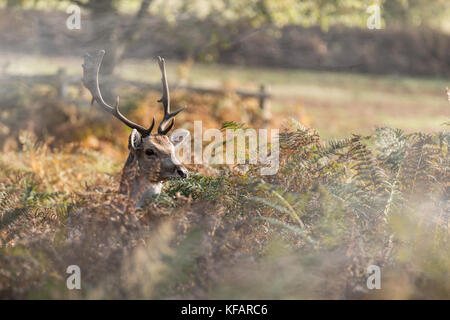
[0,0,449,300]
[0,0,449,156]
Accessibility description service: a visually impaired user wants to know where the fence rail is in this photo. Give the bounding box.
[1,68,271,110]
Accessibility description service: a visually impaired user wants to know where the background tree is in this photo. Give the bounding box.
[69,0,153,76]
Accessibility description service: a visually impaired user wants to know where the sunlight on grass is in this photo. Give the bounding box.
[1,53,447,138]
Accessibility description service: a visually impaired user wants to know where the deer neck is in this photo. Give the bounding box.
[119,152,163,207]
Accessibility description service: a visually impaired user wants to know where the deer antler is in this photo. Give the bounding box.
[157,56,185,135]
[82,50,155,136]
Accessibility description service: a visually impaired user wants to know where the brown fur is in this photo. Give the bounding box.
[119,131,189,207]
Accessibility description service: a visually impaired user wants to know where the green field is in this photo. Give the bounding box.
[1,53,448,138]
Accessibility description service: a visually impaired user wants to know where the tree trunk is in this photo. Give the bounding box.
[88,0,120,101]
[83,0,152,101]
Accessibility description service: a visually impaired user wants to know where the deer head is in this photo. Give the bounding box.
[82,50,189,205]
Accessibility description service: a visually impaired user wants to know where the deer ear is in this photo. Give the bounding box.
[129,129,143,151]
[169,129,190,147]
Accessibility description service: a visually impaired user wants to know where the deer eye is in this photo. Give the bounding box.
[145,149,155,156]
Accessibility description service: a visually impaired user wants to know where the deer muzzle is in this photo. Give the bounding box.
[175,165,189,178]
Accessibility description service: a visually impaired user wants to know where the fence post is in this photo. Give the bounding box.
[56,68,67,99]
[259,84,271,120]
[258,84,266,110]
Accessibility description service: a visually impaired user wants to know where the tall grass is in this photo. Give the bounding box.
[0,90,448,299]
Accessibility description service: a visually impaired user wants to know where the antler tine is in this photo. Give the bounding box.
[82,50,154,136]
[157,56,185,135]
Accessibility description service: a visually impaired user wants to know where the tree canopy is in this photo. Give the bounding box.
[1,0,449,31]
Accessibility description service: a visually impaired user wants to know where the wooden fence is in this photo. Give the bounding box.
[1,67,271,110]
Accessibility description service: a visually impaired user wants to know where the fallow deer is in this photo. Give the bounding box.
[82,50,190,207]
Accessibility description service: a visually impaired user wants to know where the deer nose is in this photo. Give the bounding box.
[176,167,188,178]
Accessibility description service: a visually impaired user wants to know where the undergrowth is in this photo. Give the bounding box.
[0,118,448,299]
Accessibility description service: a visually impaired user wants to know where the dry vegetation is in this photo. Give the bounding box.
[2,53,448,139]
[0,82,449,299]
